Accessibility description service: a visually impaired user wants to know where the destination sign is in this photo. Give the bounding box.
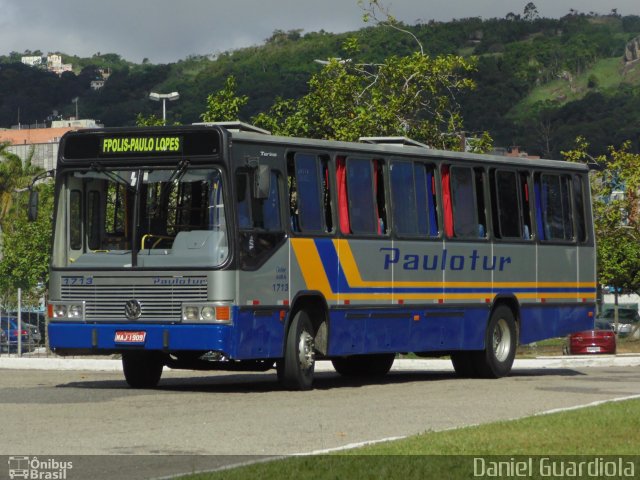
[101,136,182,155]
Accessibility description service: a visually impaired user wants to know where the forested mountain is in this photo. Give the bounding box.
[1,10,640,158]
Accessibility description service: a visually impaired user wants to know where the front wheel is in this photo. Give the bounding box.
[122,351,164,388]
[277,310,316,390]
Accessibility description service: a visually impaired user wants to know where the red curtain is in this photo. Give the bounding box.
[441,165,454,238]
[336,156,351,234]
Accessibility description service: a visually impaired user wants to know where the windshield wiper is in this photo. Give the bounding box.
[167,159,190,184]
[90,162,136,190]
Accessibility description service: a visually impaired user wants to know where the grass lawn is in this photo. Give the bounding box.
[180,398,640,480]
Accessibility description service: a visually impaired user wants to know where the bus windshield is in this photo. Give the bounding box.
[56,166,229,268]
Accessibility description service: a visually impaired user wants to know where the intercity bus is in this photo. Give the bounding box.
[41,123,596,390]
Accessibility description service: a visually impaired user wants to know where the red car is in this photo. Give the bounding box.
[565,327,616,355]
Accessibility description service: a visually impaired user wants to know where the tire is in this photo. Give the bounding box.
[277,310,316,390]
[475,305,517,378]
[450,351,478,378]
[122,351,164,388]
[331,354,395,377]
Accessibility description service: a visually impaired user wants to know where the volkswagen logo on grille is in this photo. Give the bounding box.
[124,299,142,320]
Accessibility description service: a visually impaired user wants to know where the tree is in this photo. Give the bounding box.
[0,144,50,306]
[0,182,53,307]
[253,2,485,151]
[523,2,539,22]
[562,137,640,294]
[201,76,248,123]
[0,142,40,229]
[135,113,166,126]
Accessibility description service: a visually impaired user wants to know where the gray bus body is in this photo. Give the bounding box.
[47,124,596,389]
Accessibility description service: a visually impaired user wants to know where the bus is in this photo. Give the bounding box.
[39,123,596,390]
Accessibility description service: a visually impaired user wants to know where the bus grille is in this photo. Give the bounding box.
[60,279,208,321]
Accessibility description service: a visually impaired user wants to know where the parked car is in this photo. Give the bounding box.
[8,311,45,343]
[0,317,37,352]
[597,307,640,338]
[564,323,616,355]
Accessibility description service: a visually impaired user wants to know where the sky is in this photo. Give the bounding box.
[1,0,640,64]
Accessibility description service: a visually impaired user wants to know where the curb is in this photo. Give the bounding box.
[1,354,639,372]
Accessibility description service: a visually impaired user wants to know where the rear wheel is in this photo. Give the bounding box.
[277,310,316,390]
[475,305,517,378]
[331,354,395,377]
[450,351,478,378]
[450,305,517,378]
[122,351,164,388]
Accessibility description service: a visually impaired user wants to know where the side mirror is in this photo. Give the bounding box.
[254,165,271,199]
[28,189,39,222]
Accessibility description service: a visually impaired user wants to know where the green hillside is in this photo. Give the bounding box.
[513,57,640,116]
[1,10,640,157]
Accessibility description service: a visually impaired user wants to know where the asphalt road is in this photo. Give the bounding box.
[1,362,639,479]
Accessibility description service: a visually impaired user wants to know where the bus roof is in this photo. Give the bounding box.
[58,124,588,173]
[228,128,589,172]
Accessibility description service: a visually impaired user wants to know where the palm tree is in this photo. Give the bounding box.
[0,141,42,230]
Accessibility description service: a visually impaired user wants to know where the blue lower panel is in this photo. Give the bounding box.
[49,303,594,358]
[327,303,595,356]
[49,322,235,353]
[49,309,286,360]
[328,306,489,356]
[520,303,595,344]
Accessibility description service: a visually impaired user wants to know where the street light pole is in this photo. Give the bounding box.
[149,91,180,123]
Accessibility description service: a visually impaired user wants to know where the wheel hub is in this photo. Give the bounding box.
[493,317,511,362]
[298,330,315,370]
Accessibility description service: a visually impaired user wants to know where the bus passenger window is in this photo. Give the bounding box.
[345,158,385,235]
[573,175,587,243]
[236,173,252,229]
[288,153,333,233]
[236,168,285,268]
[537,173,574,241]
[448,165,483,239]
[390,161,437,237]
[492,170,522,239]
[374,160,387,234]
[474,167,487,238]
[419,164,439,236]
[235,170,281,231]
[321,158,333,232]
[260,171,281,231]
[520,173,532,239]
[390,161,417,235]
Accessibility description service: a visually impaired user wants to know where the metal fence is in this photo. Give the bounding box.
[0,288,48,357]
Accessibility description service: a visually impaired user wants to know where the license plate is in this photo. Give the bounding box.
[586,346,601,353]
[114,331,146,344]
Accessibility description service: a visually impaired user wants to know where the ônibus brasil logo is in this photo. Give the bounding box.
[7,456,73,479]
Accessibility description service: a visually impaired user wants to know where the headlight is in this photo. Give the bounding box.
[54,305,67,318]
[181,303,233,324]
[69,304,83,318]
[201,306,216,321]
[183,306,200,322]
[48,302,85,320]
